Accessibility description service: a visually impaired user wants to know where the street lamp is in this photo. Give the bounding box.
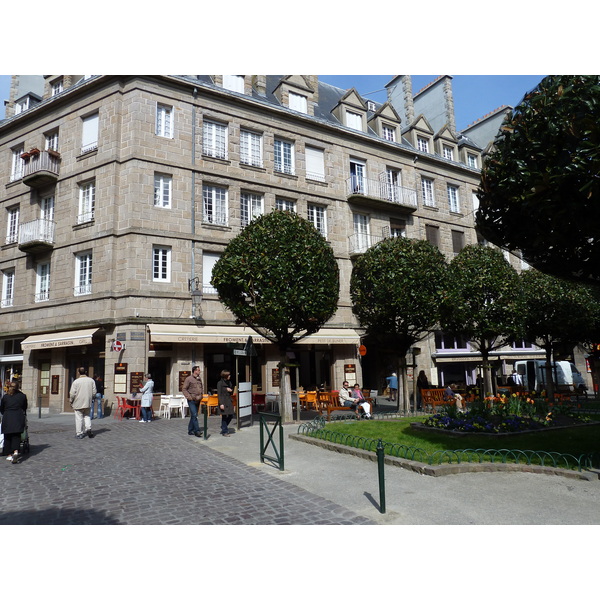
[188,277,203,318]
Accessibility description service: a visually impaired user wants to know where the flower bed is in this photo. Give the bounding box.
[422,412,546,434]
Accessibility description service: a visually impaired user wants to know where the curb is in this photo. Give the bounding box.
[289,433,599,481]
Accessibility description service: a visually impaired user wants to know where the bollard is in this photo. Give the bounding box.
[203,404,208,440]
[376,438,386,514]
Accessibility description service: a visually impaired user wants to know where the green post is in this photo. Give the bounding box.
[203,403,208,439]
[377,438,386,514]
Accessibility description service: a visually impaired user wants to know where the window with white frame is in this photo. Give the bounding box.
[307,204,327,237]
[11,146,24,182]
[435,331,469,351]
[472,191,480,215]
[288,92,308,113]
[51,78,63,96]
[467,153,478,169]
[5,207,19,244]
[346,110,363,131]
[45,130,59,152]
[14,97,29,115]
[81,112,99,153]
[223,75,244,93]
[154,173,172,208]
[275,197,296,212]
[443,145,454,161]
[35,262,50,302]
[447,184,460,213]
[353,213,370,252]
[240,130,262,167]
[274,139,295,175]
[417,136,429,153]
[382,124,396,142]
[74,252,93,296]
[155,103,173,138]
[385,168,402,202]
[350,159,367,194]
[202,120,228,160]
[421,177,435,207]
[203,184,228,226]
[305,146,325,182]
[1,270,15,308]
[202,252,221,294]
[41,195,55,222]
[78,180,95,224]
[240,192,263,227]
[152,246,171,282]
[390,218,406,238]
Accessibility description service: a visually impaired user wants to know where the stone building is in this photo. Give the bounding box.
[0,74,552,414]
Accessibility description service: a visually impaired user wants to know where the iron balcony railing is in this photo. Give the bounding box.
[349,232,386,254]
[18,218,56,246]
[346,176,418,208]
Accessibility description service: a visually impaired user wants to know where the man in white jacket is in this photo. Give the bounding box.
[69,367,96,439]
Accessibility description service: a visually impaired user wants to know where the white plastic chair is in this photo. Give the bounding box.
[159,395,171,418]
[167,396,184,419]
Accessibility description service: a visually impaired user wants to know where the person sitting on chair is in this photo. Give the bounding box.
[352,383,372,419]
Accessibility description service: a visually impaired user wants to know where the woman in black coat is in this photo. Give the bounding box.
[1,381,27,463]
[217,370,234,437]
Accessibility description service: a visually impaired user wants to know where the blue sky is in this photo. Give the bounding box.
[0,74,544,131]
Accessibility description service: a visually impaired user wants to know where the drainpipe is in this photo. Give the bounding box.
[191,88,198,363]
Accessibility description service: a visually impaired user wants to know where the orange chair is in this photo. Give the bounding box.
[114,396,136,420]
[304,391,318,410]
[201,394,220,415]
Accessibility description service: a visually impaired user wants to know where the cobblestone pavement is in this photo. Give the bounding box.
[0,414,374,525]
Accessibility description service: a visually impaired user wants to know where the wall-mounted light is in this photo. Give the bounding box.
[188,277,203,318]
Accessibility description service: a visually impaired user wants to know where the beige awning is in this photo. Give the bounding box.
[148,324,359,346]
[22,328,99,350]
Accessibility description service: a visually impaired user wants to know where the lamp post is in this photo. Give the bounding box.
[188,277,203,319]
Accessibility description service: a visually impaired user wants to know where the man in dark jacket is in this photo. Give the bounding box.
[182,366,204,437]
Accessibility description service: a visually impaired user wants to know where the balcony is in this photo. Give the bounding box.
[347,177,417,212]
[22,150,60,188]
[18,219,55,253]
[349,233,386,255]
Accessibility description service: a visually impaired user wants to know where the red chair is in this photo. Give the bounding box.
[113,396,136,420]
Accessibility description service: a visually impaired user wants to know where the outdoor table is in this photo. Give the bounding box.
[127,396,141,420]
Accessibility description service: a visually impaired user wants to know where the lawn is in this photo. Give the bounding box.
[323,416,600,457]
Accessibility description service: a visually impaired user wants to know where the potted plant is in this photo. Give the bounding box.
[29,147,40,156]
[47,149,61,158]
[20,151,31,160]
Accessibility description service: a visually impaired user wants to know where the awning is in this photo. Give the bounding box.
[148,324,359,346]
[21,328,99,350]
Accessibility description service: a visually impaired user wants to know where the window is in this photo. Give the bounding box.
[421,177,435,207]
[152,246,171,282]
[288,92,307,114]
[6,207,19,244]
[425,224,440,248]
[11,146,24,182]
[447,184,460,213]
[240,130,262,168]
[35,262,50,302]
[451,230,465,256]
[74,252,93,296]
[346,110,363,131]
[467,153,478,169]
[1,270,15,308]
[41,195,55,221]
[51,78,63,96]
[81,112,99,153]
[45,130,59,152]
[240,192,263,227]
[443,145,454,161]
[435,332,469,351]
[223,76,244,93]
[274,139,295,175]
[202,120,228,160]
[275,198,296,212]
[350,159,367,194]
[154,173,172,208]
[472,191,480,215]
[390,218,406,238]
[305,146,325,182]
[307,204,327,237]
[202,252,221,294]
[382,124,396,142]
[353,213,370,252]
[78,181,95,224]
[417,136,429,153]
[155,104,173,138]
[512,339,536,350]
[203,185,228,225]
[14,97,29,115]
[385,168,402,202]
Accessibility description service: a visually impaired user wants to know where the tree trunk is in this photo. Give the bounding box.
[481,348,494,399]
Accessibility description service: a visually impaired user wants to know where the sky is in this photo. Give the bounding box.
[0,74,545,131]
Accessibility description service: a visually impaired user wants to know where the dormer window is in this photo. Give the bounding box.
[417,136,429,153]
[289,92,308,114]
[367,101,376,111]
[346,110,363,131]
[223,75,244,93]
[382,124,396,142]
[51,78,63,97]
[443,145,454,161]
[467,153,478,168]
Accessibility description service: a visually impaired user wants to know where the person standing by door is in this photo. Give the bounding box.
[91,375,104,420]
[217,370,235,437]
[182,366,203,437]
[69,367,95,439]
[139,373,154,423]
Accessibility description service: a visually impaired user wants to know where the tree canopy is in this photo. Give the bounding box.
[477,75,600,284]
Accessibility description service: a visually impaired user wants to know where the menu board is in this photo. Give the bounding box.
[271,368,280,388]
[130,372,144,394]
[178,371,190,391]
[114,363,128,394]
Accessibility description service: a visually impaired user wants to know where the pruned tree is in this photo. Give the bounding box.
[211,210,339,422]
[440,245,524,397]
[477,75,600,284]
[350,237,449,412]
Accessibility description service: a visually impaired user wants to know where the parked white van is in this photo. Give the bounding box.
[514,360,587,393]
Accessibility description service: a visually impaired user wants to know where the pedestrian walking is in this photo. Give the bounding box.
[182,365,203,437]
[386,372,398,403]
[1,381,27,464]
[69,367,95,439]
[91,374,104,419]
[139,373,154,423]
[416,370,430,410]
[217,370,235,436]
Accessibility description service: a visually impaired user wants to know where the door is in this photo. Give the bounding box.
[38,361,50,408]
[353,213,370,253]
[350,160,366,194]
